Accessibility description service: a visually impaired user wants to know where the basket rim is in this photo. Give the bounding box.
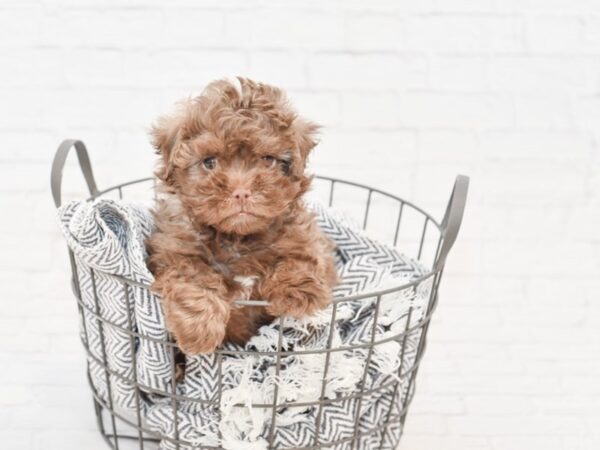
[82,174,443,306]
[88,174,442,230]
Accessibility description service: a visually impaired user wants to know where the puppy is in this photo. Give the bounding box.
[147,77,338,355]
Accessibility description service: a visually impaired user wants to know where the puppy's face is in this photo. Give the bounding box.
[152,78,318,235]
[170,131,310,235]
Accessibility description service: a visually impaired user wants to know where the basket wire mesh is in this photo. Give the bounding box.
[51,139,468,450]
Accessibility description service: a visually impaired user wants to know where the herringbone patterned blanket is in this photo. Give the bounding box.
[58,200,430,449]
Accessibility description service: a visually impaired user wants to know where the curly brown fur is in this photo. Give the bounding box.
[146,77,338,355]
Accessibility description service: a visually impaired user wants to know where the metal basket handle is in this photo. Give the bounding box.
[51,139,99,208]
[434,174,469,272]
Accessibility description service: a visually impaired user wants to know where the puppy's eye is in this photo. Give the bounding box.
[262,155,277,168]
[202,157,217,170]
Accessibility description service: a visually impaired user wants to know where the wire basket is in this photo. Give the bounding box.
[51,139,468,450]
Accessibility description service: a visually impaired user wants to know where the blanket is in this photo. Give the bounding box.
[58,199,430,450]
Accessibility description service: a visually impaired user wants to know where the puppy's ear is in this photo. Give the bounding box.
[151,112,185,184]
[293,118,321,166]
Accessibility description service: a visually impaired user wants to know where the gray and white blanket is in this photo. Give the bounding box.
[58,199,430,450]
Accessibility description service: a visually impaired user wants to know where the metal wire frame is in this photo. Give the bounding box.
[51,140,468,450]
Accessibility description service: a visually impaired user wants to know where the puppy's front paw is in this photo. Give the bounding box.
[161,284,231,356]
[173,314,227,355]
[265,283,330,319]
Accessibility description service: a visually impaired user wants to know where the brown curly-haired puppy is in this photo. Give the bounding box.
[146,77,338,355]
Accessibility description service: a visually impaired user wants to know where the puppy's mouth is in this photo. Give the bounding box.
[224,210,265,221]
[214,209,271,235]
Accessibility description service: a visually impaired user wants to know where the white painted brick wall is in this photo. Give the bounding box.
[1,1,599,449]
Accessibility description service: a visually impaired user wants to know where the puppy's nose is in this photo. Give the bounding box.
[232,188,252,202]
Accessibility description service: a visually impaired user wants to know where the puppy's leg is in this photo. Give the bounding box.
[259,259,332,319]
[155,269,234,355]
[174,348,186,383]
